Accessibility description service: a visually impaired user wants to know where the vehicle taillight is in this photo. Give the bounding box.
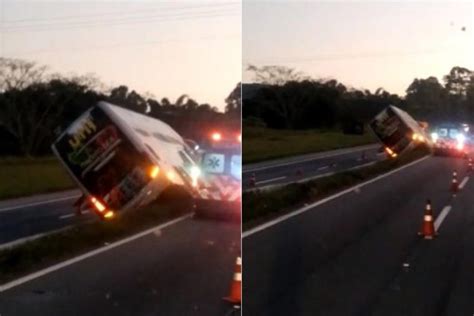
[211,132,222,141]
[385,147,397,158]
[104,210,114,219]
[149,165,160,179]
[90,197,106,213]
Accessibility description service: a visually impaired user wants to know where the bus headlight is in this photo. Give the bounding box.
[190,166,201,187]
[149,165,160,179]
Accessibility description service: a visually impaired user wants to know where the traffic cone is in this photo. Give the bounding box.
[223,256,241,305]
[418,199,436,239]
[468,158,473,172]
[451,171,459,194]
[249,173,256,187]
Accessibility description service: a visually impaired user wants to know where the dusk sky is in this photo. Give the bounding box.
[1,0,241,111]
[243,1,473,96]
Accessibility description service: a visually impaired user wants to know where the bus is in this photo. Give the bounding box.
[194,130,241,219]
[52,101,201,220]
[369,105,429,158]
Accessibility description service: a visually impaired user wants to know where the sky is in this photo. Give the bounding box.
[243,0,474,96]
[0,0,241,111]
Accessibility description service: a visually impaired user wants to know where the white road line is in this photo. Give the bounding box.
[0,213,192,292]
[0,195,81,213]
[0,226,74,251]
[255,176,286,185]
[434,205,452,231]
[244,160,379,193]
[59,210,90,220]
[243,155,430,238]
[459,176,469,190]
[244,144,378,173]
[317,166,329,171]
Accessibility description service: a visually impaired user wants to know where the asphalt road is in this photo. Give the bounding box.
[0,190,95,247]
[0,214,241,315]
[243,155,474,315]
[243,144,383,190]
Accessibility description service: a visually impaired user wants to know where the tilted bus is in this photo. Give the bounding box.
[369,105,430,158]
[52,101,201,220]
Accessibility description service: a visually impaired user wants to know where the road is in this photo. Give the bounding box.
[243,155,474,315]
[0,190,92,248]
[243,144,383,190]
[0,212,241,315]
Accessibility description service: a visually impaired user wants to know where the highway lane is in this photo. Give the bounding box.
[242,144,383,190]
[243,155,472,315]
[0,190,93,246]
[0,216,241,315]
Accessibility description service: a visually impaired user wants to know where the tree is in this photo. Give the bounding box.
[405,77,446,120]
[0,58,47,92]
[247,64,309,86]
[225,82,241,117]
[444,66,472,96]
[0,78,102,156]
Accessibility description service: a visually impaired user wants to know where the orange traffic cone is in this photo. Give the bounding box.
[468,158,473,172]
[249,173,256,187]
[223,256,241,305]
[451,171,459,194]
[418,199,436,239]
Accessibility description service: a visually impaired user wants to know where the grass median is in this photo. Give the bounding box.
[0,157,75,200]
[0,187,192,284]
[243,146,430,228]
[243,127,376,164]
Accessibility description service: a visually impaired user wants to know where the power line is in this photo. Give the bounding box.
[245,45,469,64]
[2,8,240,33]
[3,2,240,24]
[4,33,240,56]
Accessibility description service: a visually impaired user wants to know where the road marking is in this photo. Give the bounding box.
[318,166,329,171]
[243,155,430,238]
[434,205,452,231]
[0,225,74,251]
[59,213,75,220]
[459,176,469,190]
[0,195,81,213]
[59,210,90,220]
[255,176,286,185]
[243,144,379,173]
[0,213,192,292]
[244,160,379,193]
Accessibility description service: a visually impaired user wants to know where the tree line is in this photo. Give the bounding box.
[243,65,474,132]
[0,58,241,157]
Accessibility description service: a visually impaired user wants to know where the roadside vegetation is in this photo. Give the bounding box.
[243,146,430,228]
[0,187,192,284]
[243,127,375,163]
[0,157,74,200]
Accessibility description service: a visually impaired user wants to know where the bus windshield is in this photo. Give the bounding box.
[54,107,151,210]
